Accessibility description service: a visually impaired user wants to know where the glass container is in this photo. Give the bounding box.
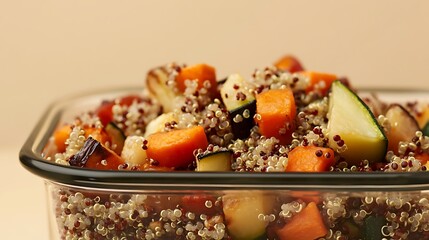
[20,87,429,240]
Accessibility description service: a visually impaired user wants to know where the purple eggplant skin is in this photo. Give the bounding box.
[69,137,100,167]
[229,100,256,139]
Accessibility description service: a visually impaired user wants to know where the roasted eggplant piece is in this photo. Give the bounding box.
[69,137,124,170]
[220,74,256,139]
[229,100,256,139]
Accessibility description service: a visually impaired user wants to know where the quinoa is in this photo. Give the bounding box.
[54,125,86,166]
[53,187,227,240]
[229,129,288,172]
[43,59,429,240]
[112,97,162,136]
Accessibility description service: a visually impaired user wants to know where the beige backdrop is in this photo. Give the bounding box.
[1,1,429,146]
[1,1,429,238]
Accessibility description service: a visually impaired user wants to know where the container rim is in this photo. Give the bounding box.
[19,86,429,191]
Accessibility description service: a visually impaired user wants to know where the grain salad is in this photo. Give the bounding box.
[42,55,429,240]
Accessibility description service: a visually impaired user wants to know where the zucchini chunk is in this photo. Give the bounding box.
[327,81,387,165]
[105,122,125,155]
[196,150,232,171]
[362,215,386,240]
[222,191,274,240]
[385,104,420,154]
[220,74,256,139]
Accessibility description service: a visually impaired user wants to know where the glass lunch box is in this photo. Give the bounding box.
[20,87,429,240]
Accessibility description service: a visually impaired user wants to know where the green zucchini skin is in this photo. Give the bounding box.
[363,215,386,240]
[423,121,429,136]
[222,192,275,240]
[196,150,232,171]
[220,74,256,139]
[327,80,388,165]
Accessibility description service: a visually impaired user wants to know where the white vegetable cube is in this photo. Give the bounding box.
[144,112,177,137]
[121,136,148,166]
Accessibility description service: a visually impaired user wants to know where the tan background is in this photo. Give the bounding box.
[1,0,429,238]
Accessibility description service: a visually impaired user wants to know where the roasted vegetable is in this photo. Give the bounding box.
[327,80,387,165]
[95,95,142,126]
[255,88,296,145]
[105,122,125,155]
[69,137,125,170]
[223,191,275,240]
[180,193,220,216]
[196,150,232,171]
[362,215,386,240]
[146,66,178,113]
[220,74,256,139]
[301,71,337,96]
[276,202,328,240]
[286,146,335,172]
[175,63,218,97]
[385,104,420,154]
[415,103,429,128]
[423,121,429,136]
[120,136,148,166]
[146,126,209,168]
[274,55,304,73]
[144,112,177,137]
[53,124,72,153]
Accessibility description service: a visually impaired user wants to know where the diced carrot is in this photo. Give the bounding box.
[300,71,337,96]
[175,64,218,96]
[286,146,335,172]
[135,162,174,171]
[255,89,296,145]
[84,127,110,146]
[53,124,111,154]
[276,202,328,240]
[53,124,72,153]
[84,143,124,170]
[181,193,219,216]
[146,126,209,168]
[69,137,125,170]
[274,55,304,73]
[415,153,429,166]
[291,191,321,204]
[144,195,182,214]
[415,104,429,128]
